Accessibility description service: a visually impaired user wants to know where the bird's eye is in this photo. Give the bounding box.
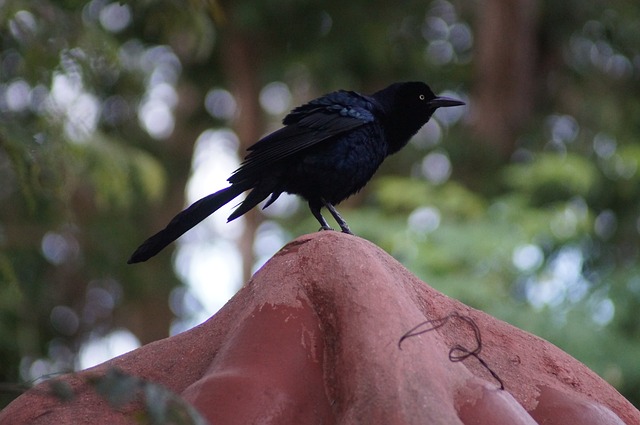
[419,94,425,100]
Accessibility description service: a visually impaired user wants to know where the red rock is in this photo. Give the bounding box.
[1,232,638,424]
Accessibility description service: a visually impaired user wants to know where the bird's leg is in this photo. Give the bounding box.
[322,199,353,235]
[309,201,333,231]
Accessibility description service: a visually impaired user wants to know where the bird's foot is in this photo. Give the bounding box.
[321,201,354,235]
[337,220,353,234]
[319,225,334,232]
[340,226,354,235]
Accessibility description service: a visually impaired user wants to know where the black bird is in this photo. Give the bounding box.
[128,82,464,263]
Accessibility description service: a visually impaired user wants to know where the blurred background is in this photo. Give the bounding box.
[1,0,639,409]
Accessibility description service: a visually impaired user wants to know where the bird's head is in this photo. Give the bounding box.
[372,81,465,153]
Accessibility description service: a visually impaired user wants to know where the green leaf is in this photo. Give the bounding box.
[503,153,600,203]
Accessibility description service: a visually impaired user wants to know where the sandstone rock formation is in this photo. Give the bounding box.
[1,232,637,424]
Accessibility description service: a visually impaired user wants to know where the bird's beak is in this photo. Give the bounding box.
[428,96,465,108]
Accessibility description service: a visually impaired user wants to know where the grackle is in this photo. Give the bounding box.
[128,81,464,263]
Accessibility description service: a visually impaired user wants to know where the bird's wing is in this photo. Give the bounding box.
[228,91,379,184]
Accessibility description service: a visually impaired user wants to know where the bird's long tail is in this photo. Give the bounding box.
[128,185,246,264]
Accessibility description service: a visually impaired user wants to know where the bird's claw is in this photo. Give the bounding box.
[319,225,334,231]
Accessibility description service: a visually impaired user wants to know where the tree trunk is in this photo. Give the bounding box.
[471,0,539,160]
[222,31,265,284]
